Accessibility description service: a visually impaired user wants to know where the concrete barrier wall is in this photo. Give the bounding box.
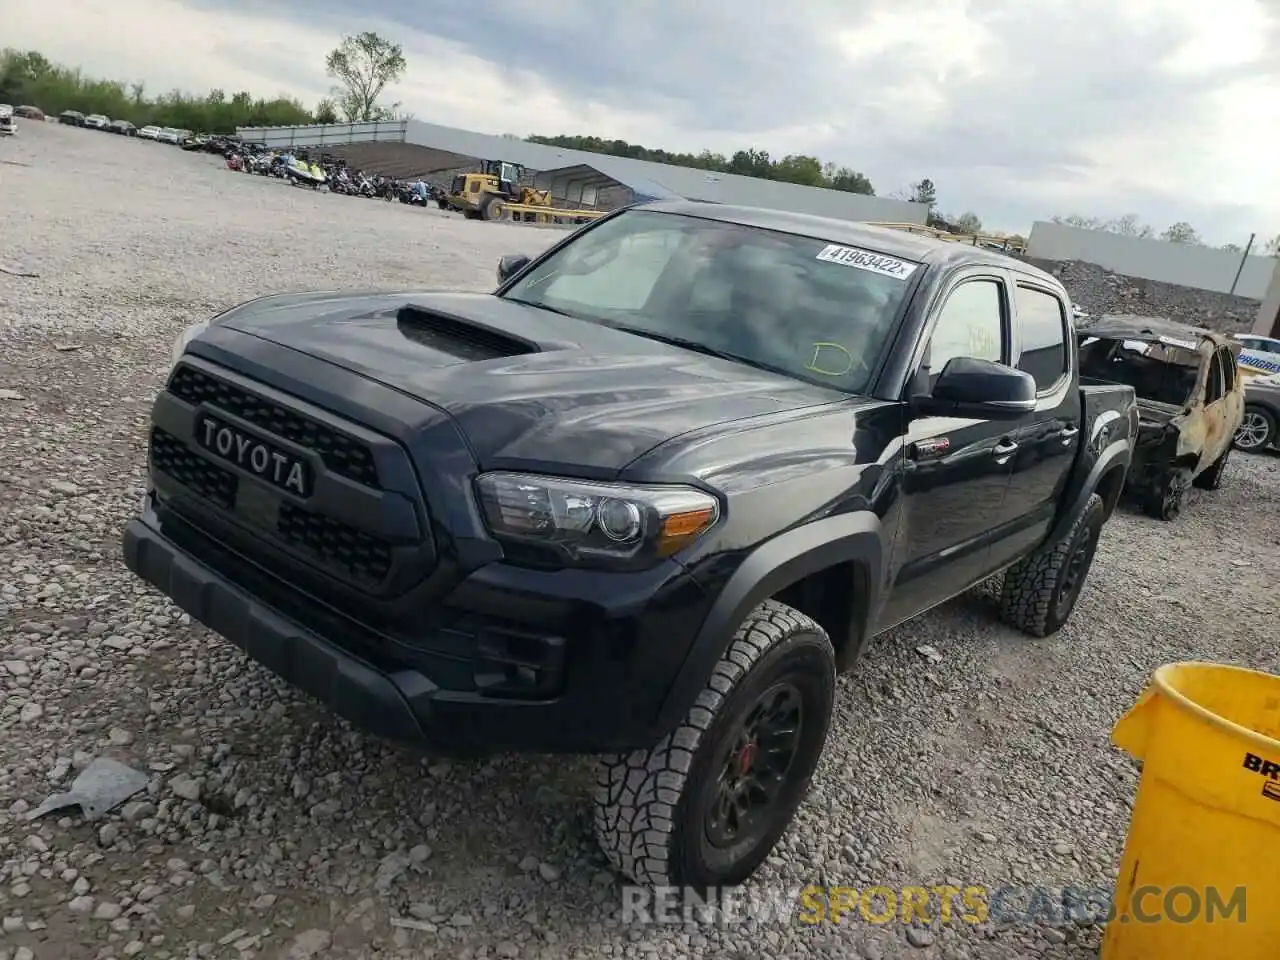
[1026,221,1278,299]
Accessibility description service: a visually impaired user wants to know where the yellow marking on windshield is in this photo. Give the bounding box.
[806,342,854,377]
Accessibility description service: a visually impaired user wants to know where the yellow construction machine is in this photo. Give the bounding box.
[442,160,604,225]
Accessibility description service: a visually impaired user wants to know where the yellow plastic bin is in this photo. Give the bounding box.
[1102,661,1280,960]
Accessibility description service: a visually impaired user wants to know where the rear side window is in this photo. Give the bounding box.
[1220,349,1236,392]
[1015,285,1069,391]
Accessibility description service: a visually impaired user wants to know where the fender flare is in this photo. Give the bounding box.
[1049,436,1132,544]
[656,511,884,731]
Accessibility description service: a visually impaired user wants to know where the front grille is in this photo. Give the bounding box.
[150,428,238,508]
[168,364,380,489]
[277,503,392,585]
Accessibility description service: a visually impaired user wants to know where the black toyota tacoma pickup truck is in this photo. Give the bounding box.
[123,201,1137,888]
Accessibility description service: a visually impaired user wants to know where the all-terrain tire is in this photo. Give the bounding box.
[1193,446,1230,490]
[592,600,836,888]
[998,493,1106,638]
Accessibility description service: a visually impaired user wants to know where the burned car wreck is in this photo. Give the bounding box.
[1078,316,1244,520]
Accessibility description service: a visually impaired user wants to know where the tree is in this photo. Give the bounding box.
[953,212,983,235]
[313,98,339,124]
[771,154,825,187]
[827,166,873,194]
[524,134,876,195]
[1051,213,1154,238]
[1160,221,1201,245]
[325,32,407,122]
[1265,234,1280,257]
[0,47,313,131]
[1111,214,1155,239]
[908,178,936,206]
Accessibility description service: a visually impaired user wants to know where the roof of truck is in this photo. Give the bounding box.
[638,200,1056,283]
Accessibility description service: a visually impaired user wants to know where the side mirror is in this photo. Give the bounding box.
[912,357,1037,421]
[497,254,530,285]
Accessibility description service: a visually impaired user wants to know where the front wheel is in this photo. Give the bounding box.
[998,493,1105,637]
[1193,446,1230,490]
[593,600,835,888]
[1141,467,1191,522]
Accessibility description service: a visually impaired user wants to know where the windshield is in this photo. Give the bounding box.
[1079,336,1200,407]
[499,209,919,393]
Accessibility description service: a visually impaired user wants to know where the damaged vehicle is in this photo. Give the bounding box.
[1078,316,1244,520]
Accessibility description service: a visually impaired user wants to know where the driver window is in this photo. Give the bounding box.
[1205,352,1225,403]
[921,279,1006,390]
[541,232,681,310]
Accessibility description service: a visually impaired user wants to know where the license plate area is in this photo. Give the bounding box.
[195,413,313,498]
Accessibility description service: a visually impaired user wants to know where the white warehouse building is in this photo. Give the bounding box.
[234,119,929,225]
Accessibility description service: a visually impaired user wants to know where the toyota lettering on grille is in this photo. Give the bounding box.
[196,415,312,496]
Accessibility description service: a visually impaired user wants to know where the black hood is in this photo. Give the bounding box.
[214,290,849,472]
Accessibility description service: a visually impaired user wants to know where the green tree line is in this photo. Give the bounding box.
[526,134,877,196]
[0,49,313,132]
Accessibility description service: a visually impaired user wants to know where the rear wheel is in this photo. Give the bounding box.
[593,600,835,888]
[999,493,1105,637]
[1234,405,1275,452]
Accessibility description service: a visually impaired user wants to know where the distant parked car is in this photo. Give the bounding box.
[107,120,137,136]
[1234,374,1280,453]
[138,125,162,140]
[181,133,211,151]
[156,127,186,144]
[14,105,45,120]
[1234,333,1280,379]
[0,105,15,137]
[83,113,111,130]
[59,109,86,126]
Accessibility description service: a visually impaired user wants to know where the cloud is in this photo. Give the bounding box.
[7,0,1279,244]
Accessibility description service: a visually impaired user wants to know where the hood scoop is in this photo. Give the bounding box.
[396,304,540,361]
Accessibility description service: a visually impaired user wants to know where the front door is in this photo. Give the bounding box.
[876,272,1019,630]
[1197,348,1235,469]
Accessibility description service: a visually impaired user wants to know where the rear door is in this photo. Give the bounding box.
[993,280,1080,567]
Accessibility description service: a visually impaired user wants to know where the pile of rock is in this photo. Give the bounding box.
[1025,258,1263,334]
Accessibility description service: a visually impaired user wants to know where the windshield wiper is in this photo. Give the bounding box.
[612,326,792,377]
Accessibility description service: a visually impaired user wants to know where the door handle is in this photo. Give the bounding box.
[1059,425,1080,445]
[993,439,1019,464]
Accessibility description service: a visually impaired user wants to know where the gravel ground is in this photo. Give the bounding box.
[2,122,1279,960]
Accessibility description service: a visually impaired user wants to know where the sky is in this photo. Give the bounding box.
[8,0,1279,245]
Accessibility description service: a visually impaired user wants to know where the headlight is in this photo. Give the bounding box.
[169,319,209,370]
[475,472,720,568]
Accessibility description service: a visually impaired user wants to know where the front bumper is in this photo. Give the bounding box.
[122,502,712,755]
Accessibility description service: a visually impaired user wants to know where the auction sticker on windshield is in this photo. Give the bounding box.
[814,244,920,280]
